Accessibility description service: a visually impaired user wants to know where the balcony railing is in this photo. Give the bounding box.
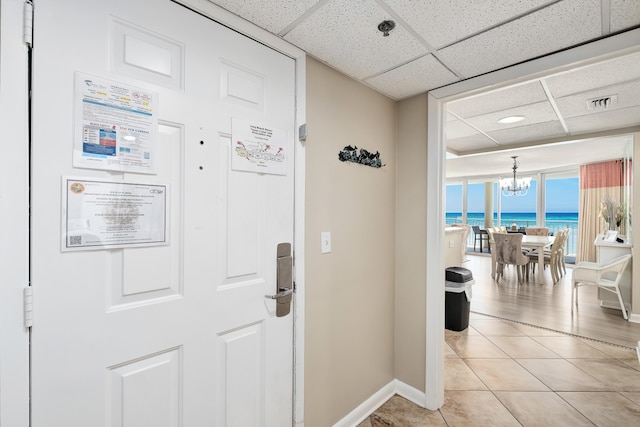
[447,217,578,259]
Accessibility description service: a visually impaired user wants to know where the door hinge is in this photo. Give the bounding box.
[23,1,34,47]
[24,286,33,328]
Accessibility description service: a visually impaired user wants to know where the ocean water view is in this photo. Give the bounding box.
[446,212,579,256]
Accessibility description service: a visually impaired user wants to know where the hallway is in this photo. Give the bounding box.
[463,253,640,348]
[357,252,640,425]
[359,313,640,426]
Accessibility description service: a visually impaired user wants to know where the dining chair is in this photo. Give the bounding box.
[472,225,489,252]
[451,223,471,262]
[486,227,499,278]
[528,228,566,283]
[493,233,530,284]
[559,228,570,276]
[571,253,632,320]
[525,227,549,236]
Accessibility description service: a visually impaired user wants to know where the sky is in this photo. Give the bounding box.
[446,177,579,213]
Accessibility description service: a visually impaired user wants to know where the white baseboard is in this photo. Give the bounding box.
[332,379,426,427]
[628,313,640,324]
[394,379,426,408]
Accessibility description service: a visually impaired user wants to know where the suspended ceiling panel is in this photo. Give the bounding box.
[446,133,499,154]
[447,81,549,119]
[544,52,640,98]
[487,121,567,146]
[564,106,640,134]
[283,0,427,80]
[467,102,558,133]
[437,0,602,78]
[446,49,640,157]
[610,0,640,32]
[208,0,318,33]
[446,119,484,140]
[554,81,640,118]
[365,54,458,99]
[383,0,553,50]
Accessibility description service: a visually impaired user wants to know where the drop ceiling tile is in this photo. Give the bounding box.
[553,80,640,119]
[448,81,547,119]
[446,118,482,140]
[487,120,567,146]
[564,105,640,134]
[437,0,602,78]
[284,0,427,79]
[466,101,558,133]
[610,0,640,32]
[365,54,458,99]
[544,51,640,98]
[209,0,318,33]
[446,133,498,154]
[384,0,551,49]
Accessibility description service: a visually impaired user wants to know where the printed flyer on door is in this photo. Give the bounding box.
[62,177,168,251]
[231,118,287,175]
[73,72,159,174]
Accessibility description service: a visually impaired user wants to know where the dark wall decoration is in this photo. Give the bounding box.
[338,145,385,168]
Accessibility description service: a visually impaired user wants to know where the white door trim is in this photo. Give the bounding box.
[425,28,640,410]
[0,0,30,425]
[172,1,307,424]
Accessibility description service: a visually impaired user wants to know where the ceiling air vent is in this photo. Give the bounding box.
[586,94,617,111]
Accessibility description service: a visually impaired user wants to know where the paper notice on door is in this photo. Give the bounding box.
[73,72,159,174]
[62,177,168,251]
[231,118,287,175]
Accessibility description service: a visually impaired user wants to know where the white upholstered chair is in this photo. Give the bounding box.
[525,227,549,236]
[493,233,530,284]
[486,227,500,278]
[571,253,632,320]
[451,224,471,262]
[558,228,570,276]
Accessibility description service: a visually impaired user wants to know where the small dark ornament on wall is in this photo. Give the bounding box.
[338,145,385,168]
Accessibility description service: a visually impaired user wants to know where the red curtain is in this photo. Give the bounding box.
[580,159,626,189]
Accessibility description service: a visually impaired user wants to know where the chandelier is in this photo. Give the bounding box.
[499,156,531,197]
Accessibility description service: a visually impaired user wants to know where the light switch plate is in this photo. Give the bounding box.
[321,232,331,254]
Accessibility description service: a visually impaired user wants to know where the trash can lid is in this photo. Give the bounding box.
[445,267,474,283]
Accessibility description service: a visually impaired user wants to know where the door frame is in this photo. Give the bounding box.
[173,1,307,424]
[0,0,30,426]
[425,28,640,409]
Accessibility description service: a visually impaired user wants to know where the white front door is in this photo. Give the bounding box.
[30,1,296,425]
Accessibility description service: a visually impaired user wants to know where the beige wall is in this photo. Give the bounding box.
[394,94,428,391]
[304,58,397,426]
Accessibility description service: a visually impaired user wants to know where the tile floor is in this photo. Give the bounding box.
[358,312,640,426]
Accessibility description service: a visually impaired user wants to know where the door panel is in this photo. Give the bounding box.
[218,323,264,426]
[31,1,295,426]
[108,347,182,427]
[113,124,184,308]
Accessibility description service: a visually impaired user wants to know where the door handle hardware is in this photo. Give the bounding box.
[266,243,293,317]
[265,288,294,299]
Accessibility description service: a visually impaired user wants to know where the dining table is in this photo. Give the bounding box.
[521,235,555,283]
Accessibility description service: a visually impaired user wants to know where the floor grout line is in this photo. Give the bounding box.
[470,309,635,350]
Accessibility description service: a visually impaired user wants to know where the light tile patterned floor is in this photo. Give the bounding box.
[358,313,640,426]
